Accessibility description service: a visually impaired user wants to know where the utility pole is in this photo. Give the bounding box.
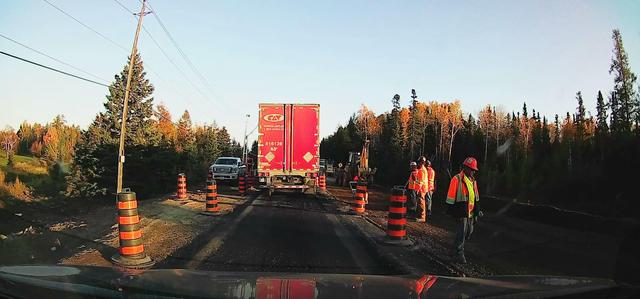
[116,0,147,193]
[242,114,250,162]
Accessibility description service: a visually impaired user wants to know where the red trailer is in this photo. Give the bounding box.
[257,103,320,196]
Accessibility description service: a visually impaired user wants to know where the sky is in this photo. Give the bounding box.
[1,0,639,143]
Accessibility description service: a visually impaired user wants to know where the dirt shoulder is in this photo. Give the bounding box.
[1,185,244,268]
[327,183,639,283]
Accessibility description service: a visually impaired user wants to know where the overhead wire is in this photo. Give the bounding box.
[111,0,203,110]
[42,0,129,53]
[144,1,214,90]
[0,33,109,83]
[41,0,168,85]
[143,0,227,111]
[0,50,109,87]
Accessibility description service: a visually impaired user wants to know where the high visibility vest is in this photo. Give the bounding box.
[407,170,419,190]
[445,172,479,217]
[417,166,428,194]
[426,167,435,192]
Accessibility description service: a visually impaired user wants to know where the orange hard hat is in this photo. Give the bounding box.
[463,157,478,171]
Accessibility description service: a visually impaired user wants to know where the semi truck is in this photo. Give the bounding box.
[257,103,320,196]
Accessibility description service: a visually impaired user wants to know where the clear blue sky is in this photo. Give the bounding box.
[1,0,639,142]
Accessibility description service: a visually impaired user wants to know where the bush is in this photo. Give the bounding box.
[0,174,32,200]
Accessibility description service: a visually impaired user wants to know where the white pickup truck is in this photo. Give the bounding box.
[209,157,246,182]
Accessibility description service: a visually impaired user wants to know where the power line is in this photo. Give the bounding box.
[0,33,109,83]
[42,0,129,53]
[42,0,168,85]
[111,0,204,109]
[0,50,108,87]
[144,0,226,110]
[112,0,135,14]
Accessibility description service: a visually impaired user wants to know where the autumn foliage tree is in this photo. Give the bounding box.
[322,29,640,219]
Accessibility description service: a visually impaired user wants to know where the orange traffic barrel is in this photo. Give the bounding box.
[319,175,327,191]
[111,190,154,268]
[247,171,254,189]
[201,180,227,216]
[238,174,246,196]
[177,173,187,200]
[350,181,367,214]
[384,187,413,246]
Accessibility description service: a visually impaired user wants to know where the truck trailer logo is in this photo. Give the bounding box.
[263,114,284,122]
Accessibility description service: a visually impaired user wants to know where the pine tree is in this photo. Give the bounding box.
[595,90,609,135]
[176,110,194,153]
[67,53,160,198]
[554,114,560,143]
[609,29,638,133]
[96,53,158,146]
[575,91,586,141]
[217,127,232,156]
[391,94,401,110]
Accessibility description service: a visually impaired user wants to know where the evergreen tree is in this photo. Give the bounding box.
[554,114,560,143]
[595,90,609,135]
[67,53,161,198]
[575,91,586,140]
[96,53,158,146]
[176,110,194,153]
[217,127,232,156]
[609,29,638,133]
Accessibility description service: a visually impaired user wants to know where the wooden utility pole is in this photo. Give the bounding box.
[116,0,146,193]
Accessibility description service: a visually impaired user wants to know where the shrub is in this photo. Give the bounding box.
[4,176,32,200]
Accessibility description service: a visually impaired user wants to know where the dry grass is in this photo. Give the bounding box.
[0,169,33,200]
[11,161,48,175]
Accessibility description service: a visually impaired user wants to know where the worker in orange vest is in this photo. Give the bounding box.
[405,161,419,217]
[425,160,436,216]
[446,157,482,264]
[415,156,428,222]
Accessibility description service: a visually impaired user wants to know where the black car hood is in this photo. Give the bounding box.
[0,265,632,299]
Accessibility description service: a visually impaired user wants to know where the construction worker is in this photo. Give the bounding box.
[446,157,482,264]
[405,162,419,217]
[415,156,428,222]
[425,160,436,216]
[336,162,344,186]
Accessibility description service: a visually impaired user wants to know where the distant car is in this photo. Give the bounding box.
[209,157,245,181]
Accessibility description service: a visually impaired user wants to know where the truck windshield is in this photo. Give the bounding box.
[215,159,238,165]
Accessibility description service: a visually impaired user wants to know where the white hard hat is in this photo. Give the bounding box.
[410,162,417,166]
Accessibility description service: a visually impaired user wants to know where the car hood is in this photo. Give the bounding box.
[0,265,632,299]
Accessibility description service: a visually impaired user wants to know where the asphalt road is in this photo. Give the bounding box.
[160,191,397,275]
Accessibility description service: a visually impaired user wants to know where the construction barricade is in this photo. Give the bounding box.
[176,173,187,200]
[111,190,154,268]
[384,186,413,246]
[238,174,246,196]
[318,174,327,191]
[247,170,255,189]
[201,179,227,216]
[350,181,367,214]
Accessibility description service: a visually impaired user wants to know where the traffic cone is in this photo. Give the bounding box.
[350,181,367,214]
[384,187,413,246]
[111,190,154,268]
[176,173,187,200]
[201,180,227,216]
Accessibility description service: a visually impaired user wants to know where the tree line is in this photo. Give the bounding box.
[321,29,639,218]
[2,53,242,199]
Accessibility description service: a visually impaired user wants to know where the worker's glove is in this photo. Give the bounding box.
[477,211,484,217]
